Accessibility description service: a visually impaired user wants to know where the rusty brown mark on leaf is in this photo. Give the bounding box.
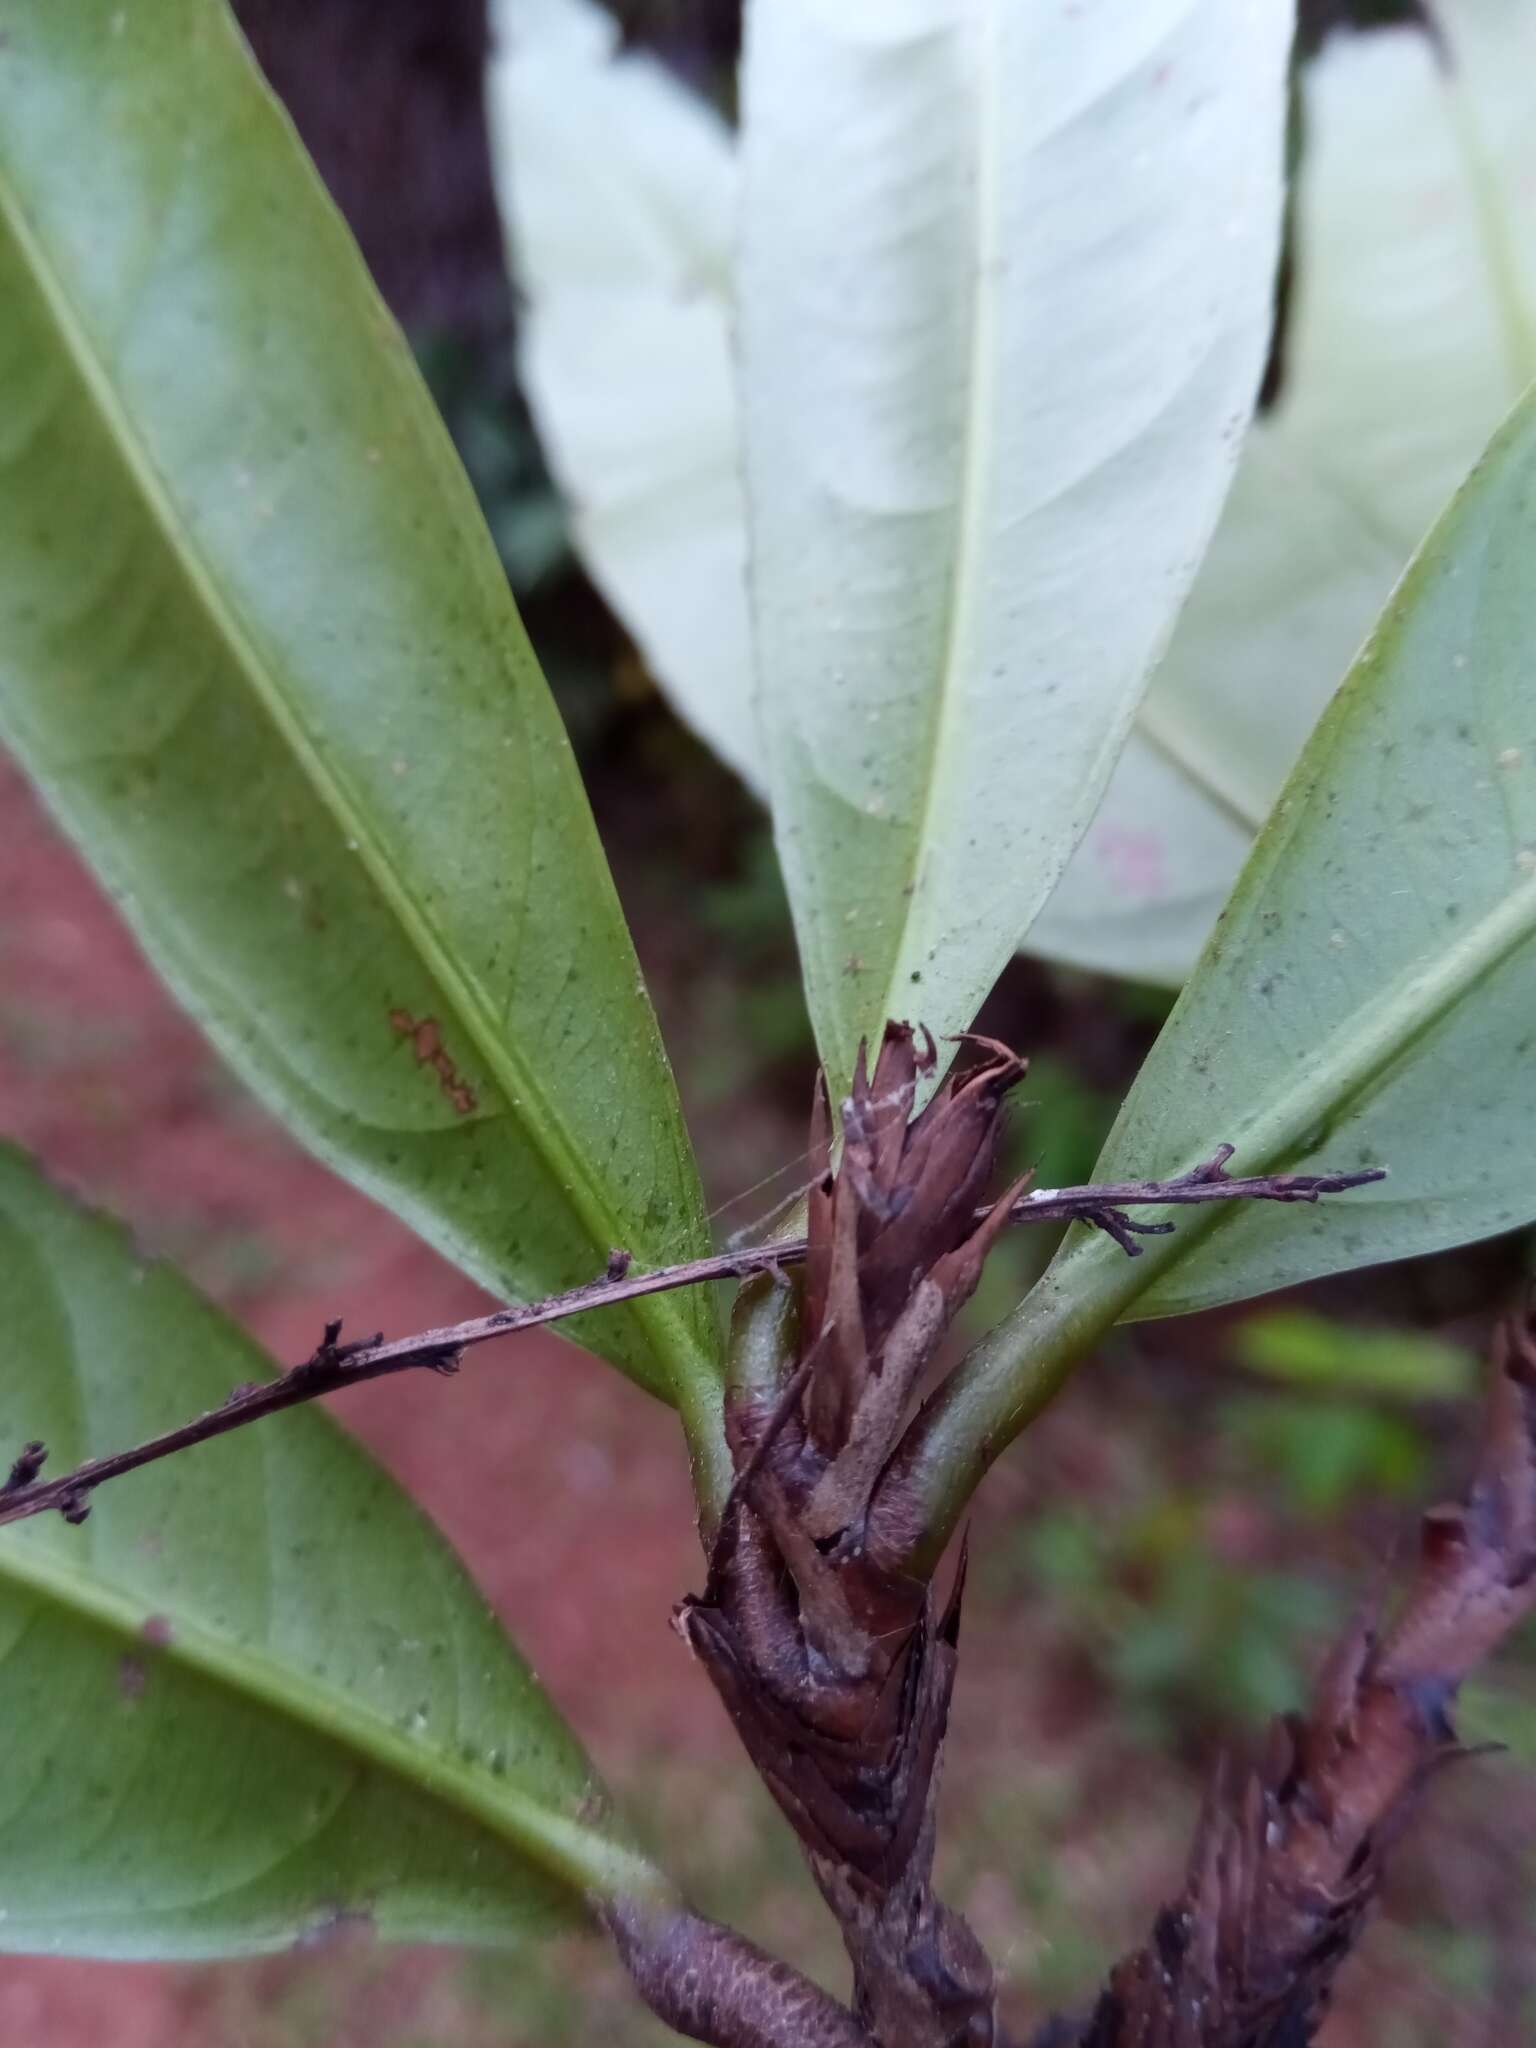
[388,1008,478,1116]
[1061,1306,1536,2048]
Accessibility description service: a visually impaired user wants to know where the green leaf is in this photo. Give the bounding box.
[1034,4,1536,981]
[1037,385,1536,1336]
[914,385,1536,1538]
[0,1147,667,1959]
[0,0,722,1426]
[739,0,1292,1090]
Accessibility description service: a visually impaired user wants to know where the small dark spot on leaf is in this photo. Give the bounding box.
[142,1614,175,1648]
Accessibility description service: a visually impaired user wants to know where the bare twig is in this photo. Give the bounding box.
[0,1147,1382,1534]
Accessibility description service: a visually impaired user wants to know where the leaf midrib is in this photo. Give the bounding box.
[0,160,705,1395]
[0,1535,666,1909]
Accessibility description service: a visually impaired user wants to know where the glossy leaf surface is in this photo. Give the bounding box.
[0,1148,665,1958]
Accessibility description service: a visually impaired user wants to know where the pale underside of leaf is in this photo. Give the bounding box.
[1033,3,1536,982]
[487,0,758,784]
[491,2,1536,1017]
[491,0,1290,1008]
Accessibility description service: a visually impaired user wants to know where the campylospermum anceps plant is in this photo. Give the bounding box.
[3,0,1536,2042]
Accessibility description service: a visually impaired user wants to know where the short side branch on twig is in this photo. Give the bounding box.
[0,1148,1381,1533]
